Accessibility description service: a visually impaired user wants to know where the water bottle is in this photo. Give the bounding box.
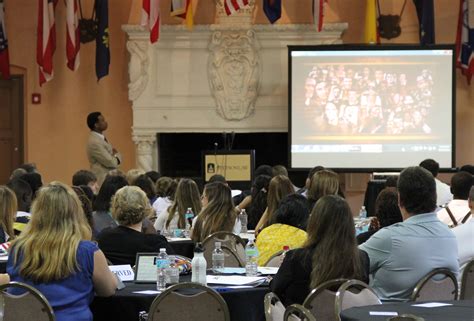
[359,205,367,219]
[156,248,170,291]
[245,236,258,276]
[280,245,290,265]
[240,209,248,233]
[191,243,207,285]
[212,241,225,272]
[184,207,194,237]
[168,257,180,285]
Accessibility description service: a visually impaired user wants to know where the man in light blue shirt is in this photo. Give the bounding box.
[360,166,459,302]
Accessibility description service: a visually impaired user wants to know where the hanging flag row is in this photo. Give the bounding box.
[0,0,10,79]
[36,0,109,86]
[142,0,328,44]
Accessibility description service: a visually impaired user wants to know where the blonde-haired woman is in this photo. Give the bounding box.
[191,182,240,243]
[154,178,201,234]
[255,175,295,234]
[307,169,340,210]
[7,182,117,321]
[98,186,174,265]
[0,186,16,244]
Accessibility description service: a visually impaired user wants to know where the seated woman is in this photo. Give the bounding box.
[7,182,117,321]
[357,187,402,245]
[0,186,16,243]
[256,194,309,266]
[92,175,128,237]
[306,169,340,211]
[246,175,271,231]
[255,175,295,234]
[191,182,240,243]
[270,195,369,306]
[154,178,201,235]
[97,186,174,266]
[152,177,177,223]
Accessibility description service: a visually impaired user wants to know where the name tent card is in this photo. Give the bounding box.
[109,265,135,282]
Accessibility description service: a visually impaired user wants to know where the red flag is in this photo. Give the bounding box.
[142,0,160,43]
[66,0,80,71]
[37,0,57,86]
[0,0,10,79]
[456,0,474,84]
[313,0,327,32]
[224,0,249,16]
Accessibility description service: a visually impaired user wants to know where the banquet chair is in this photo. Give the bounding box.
[335,279,381,321]
[202,232,246,267]
[264,250,284,267]
[0,281,55,321]
[147,282,230,321]
[410,268,458,301]
[284,304,316,321]
[264,292,285,321]
[303,278,348,321]
[460,259,474,299]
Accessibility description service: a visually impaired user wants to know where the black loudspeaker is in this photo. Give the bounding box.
[378,14,402,39]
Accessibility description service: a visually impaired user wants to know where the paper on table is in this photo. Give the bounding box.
[215,267,246,274]
[411,302,453,308]
[168,237,191,242]
[369,311,398,316]
[133,290,160,295]
[206,275,266,285]
[258,267,279,275]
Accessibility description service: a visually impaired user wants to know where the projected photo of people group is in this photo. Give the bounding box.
[290,48,454,169]
[303,66,433,135]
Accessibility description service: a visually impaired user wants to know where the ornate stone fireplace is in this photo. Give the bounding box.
[123,1,347,171]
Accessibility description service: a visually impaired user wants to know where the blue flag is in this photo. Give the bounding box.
[263,0,281,24]
[413,0,435,45]
[96,0,109,81]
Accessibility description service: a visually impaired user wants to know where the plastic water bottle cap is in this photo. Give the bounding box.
[283,245,290,251]
[215,242,221,248]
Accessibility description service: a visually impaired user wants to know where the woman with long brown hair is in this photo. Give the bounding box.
[306,169,339,210]
[255,175,294,234]
[191,182,240,242]
[0,186,16,244]
[270,195,369,306]
[154,178,201,234]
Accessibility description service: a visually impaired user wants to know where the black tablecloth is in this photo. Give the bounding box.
[340,300,474,321]
[91,275,269,321]
[363,180,386,217]
[169,240,195,259]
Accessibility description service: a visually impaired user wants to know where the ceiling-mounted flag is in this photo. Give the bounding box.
[142,0,160,43]
[224,0,249,16]
[263,0,281,24]
[0,0,10,79]
[95,0,109,81]
[66,0,80,71]
[37,0,57,86]
[171,0,193,30]
[456,0,474,84]
[413,0,435,45]
[313,0,327,32]
[364,0,379,44]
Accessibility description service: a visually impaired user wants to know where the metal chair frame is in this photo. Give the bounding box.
[0,281,55,321]
[264,292,285,321]
[335,279,381,321]
[410,268,458,301]
[284,304,317,321]
[202,231,246,267]
[460,259,474,300]
[147,282,230,321]
[303,278,348,321]
[264,250,285,267]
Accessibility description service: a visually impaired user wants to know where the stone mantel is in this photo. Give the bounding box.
[123,22,347,170]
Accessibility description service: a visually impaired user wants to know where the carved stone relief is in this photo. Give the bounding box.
[208,29,261,121]
[126,41,149,101]
[132,134,156,172]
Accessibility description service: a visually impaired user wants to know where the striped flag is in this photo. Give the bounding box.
[263,0,281,24]
[0,0,10,79]
[142,0,160,43]
[171,0,193,30]
[37,0,57,86]
[224,0,249,16]
[66,0,80,71]
[364,0,379,44]
[456,0,474,84]
[313,0,326,32]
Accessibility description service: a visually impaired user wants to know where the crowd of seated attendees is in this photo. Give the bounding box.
[0,159,472,320]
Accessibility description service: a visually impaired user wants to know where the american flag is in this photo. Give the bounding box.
[66,0,80,71]
[142,0,160,43]
[0,0,10,79]
[224,0,249,16]
[37,0,57,86]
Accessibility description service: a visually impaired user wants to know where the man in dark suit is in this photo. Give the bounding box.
[86,112,122,186]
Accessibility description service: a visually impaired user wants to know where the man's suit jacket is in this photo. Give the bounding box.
[86,132,122,185]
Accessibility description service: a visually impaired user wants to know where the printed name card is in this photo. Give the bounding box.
[109,265,135,281]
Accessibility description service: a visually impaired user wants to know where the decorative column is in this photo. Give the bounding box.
[132,134,157,172]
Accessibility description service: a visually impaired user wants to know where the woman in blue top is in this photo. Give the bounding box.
[7,182,117,321]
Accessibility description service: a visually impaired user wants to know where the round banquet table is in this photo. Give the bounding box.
[340,300,474,321]
[91,274,269,321]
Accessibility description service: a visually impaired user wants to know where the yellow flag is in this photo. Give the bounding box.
[185,0,194,31]
[364,0,378,44]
